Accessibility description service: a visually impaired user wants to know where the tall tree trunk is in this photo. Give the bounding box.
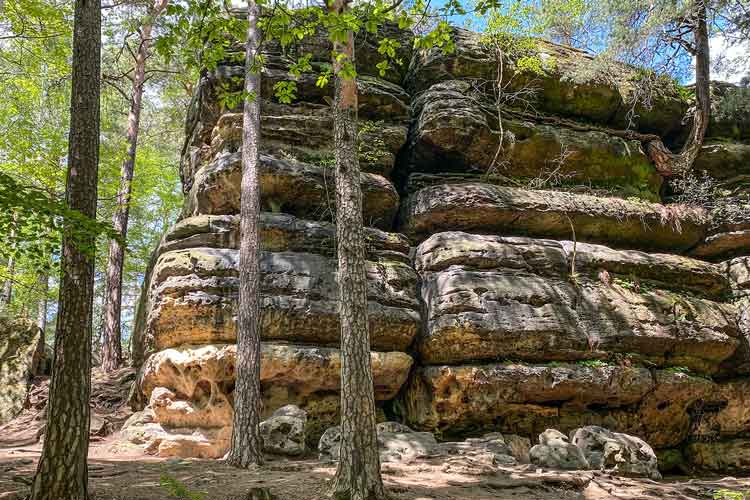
[226,0,263,468]
[1,212,18,310]
[101,0,168,373]
[329,1,387,498]
[647,1,710,176]
[1,254,14,309]
[29,0,100,496]
[37,273,49,333]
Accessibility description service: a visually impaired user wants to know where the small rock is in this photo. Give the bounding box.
[318,426,342,462]
[271,404,307,421]
[529,429,589,470]
[378,430,437,463]
[376,421,413,434]
[260,405,307,456]
[503,434,532,464]
[571,426,661,480]
[318,422,437,463]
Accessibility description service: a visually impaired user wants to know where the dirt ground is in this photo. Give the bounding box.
[2,438,750,500]
[3,370,749,499]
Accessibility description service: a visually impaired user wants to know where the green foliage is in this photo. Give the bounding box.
[155,0,246,72]
[715,87,750,127]
[160,473,206,500]
[577,359,610,368]
[713,489,750,500]
[664,366,691,374]
[0,172,121,264]
[0,0,183,337]
[357,120,391,165]
[273,81,297,104]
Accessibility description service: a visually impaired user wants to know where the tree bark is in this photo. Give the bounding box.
[101,0,168,373]
[647,1,710,176]
[1,212,18,310]
[328,1,387,498]
[226,0,263,469]
[29,0,100,496]
[37,273,49,333]
[1,254,14,309]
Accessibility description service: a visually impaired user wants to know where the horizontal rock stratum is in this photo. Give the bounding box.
[127,20,750,471]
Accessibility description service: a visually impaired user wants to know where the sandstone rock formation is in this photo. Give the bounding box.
[128,19,750,471]
[0,318,47,425]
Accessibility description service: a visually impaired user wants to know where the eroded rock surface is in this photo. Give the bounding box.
[401,182,707,251]
[414,232,737,372]
[126,344,412,458]
[0,318,46,425]
[403,80,662,201]
[530,429,589,470]
[128,18,750,472]
[260,405,307,456]
[571,426,660,480]
[186,153,399,229]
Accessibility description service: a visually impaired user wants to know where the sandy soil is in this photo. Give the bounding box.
[2,438,750,500]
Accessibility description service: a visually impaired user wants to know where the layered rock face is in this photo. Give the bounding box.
[128,24,419,457]
[131,24,750,468]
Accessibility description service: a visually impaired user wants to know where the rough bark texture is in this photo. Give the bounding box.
[29,0,100,496]
[101,0,168,373]
[226,0,263,468]
[1,214,17,309]
[37,273,48,333]
[1,254,14,309]
[329,2,387,498]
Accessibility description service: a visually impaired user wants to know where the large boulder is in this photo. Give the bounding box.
[0,318,46,425]
[260,405,307,456]
[145,247,419,353]
[571,426,660,479]
[403,80,662,201]
[435,432,530,465]
[403,363,738,449]
[318,422,438,464]
[400,182,708,251]
[414,232,738,373]
[529,429,589,470]
[406,28,688,138]
[185,153,399,229]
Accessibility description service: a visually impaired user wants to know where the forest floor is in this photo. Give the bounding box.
[2,370,750,499]
[2,440,750,500]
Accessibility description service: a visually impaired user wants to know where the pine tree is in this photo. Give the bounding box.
[226,0,264,468]
[101,0,170,372]
[29,0,101,496]
[328,1,387,498]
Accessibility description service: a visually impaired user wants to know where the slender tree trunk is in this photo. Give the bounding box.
[647,1,710,176]
[29,0,100,496]
[37,273,49,333]
[1,213,18,310]
[1,254,14,309]
[329,1,387,498]
[101,0,168,372]
[226,0,263,468]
